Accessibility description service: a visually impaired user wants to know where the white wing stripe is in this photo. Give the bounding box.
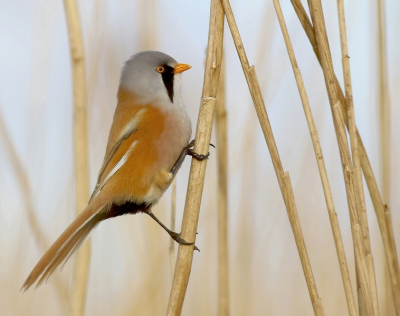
[93,140,138,198]
[118,108,146,140]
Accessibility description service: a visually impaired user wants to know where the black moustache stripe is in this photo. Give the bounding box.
[161,65,174,103]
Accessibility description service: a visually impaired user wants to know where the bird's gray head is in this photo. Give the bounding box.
[120,51,191,106]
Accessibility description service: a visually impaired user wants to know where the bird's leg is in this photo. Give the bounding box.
[170,143,191,176]
[169,139,215,176]
[145,210,200,251]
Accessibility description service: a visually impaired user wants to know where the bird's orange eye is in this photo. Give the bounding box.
[156,66,165,73]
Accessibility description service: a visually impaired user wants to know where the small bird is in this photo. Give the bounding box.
[22,51,207,291]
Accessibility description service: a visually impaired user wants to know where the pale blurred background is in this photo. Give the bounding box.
[1,0,399,315]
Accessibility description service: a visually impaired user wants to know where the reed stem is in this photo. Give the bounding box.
[63,0,91,315]
[336,0,379,313]
[376,0,396,313]
[289,0,400,312]
[215,55,229,316]
[165,0,224,314]
[169,178,177,278]
[272,0,357,314]
[305,0,376,313]
[0,110,69,302]
[221,0,325,314]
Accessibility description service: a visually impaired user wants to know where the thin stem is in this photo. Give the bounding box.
[165,0,224,314]
[290,0,400,312]
[359,136,400,313]
[336,0,379,313]
[221,0,325,314]
[333,102,375,316]
[376,0,395,313]
[306,0,375,313]
[169,179,177,278]
[377,0,390,205]
[0,109,69,302]
[215,54,229,316]
[272,0,357,314]
[63,0,91,315]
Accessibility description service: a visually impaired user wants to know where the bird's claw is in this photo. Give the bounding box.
[188,149,210,161]
[169,232,200,252]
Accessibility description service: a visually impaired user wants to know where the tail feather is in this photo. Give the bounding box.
[21,198,108,292]
[36,217,100,288]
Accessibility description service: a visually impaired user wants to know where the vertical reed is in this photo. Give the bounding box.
[215,54,229,316]
[0,110,69,302]
[169,178,177,278]
[165,0,224,314]
[220,0,325,314]
[377,0,390,207]
[376,1,395,313]
[336,0,379,313]
[63,0,91,315]
[289,0,400,312]
[272,0,357,314]
[305,0,375,313]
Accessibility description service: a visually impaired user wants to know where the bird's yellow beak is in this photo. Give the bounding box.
[174,63,192,74]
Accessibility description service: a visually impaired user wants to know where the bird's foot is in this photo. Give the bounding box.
[187,149,210,161]
[185,139,214,161]
[169,231,200,252]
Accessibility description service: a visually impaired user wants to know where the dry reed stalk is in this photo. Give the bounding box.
[305,0,377,313]
[0,113,47,255]
[384,205,400,275]
[384,203,400,313]
[289,3,400,311]
[282,172,325,313]
[63,0,91,315]
[165,0,224,314]
[383,204,400,315]
[376,1,395,313]
[334,103,375,316]
[272,1,356,314]
[377,0,390,206]
[336,0,379,313]
[0,110,69,302]
[359,136,400,312]
[169,178,177,278]
[215,54,229,316]
[220,0,324,314]
[138,0,158,51]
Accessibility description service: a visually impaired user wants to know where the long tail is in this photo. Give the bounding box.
[21,197,109,291]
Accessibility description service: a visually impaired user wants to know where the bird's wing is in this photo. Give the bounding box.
[89,106,147,202]
[22,104,148,291]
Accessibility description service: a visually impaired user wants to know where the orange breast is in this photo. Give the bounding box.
[98,88,190,205]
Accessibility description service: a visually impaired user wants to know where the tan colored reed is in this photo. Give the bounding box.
[336,0,379,313]
[305,0,376,314]
[165,0,224,314]
[169,178,177,278]
[0,112,47,258]
[359,137,400,313]
[290,0,400,312]
[377,0,390,206]
[334,103,376,316]
[376,1,395,313]
[220,0,325,314]
[281,172,325,315]
[215,55,229,316]
[272,0,357,314]
[0,110,69,303]
[63,0,91,315]
[383,203,400,314]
